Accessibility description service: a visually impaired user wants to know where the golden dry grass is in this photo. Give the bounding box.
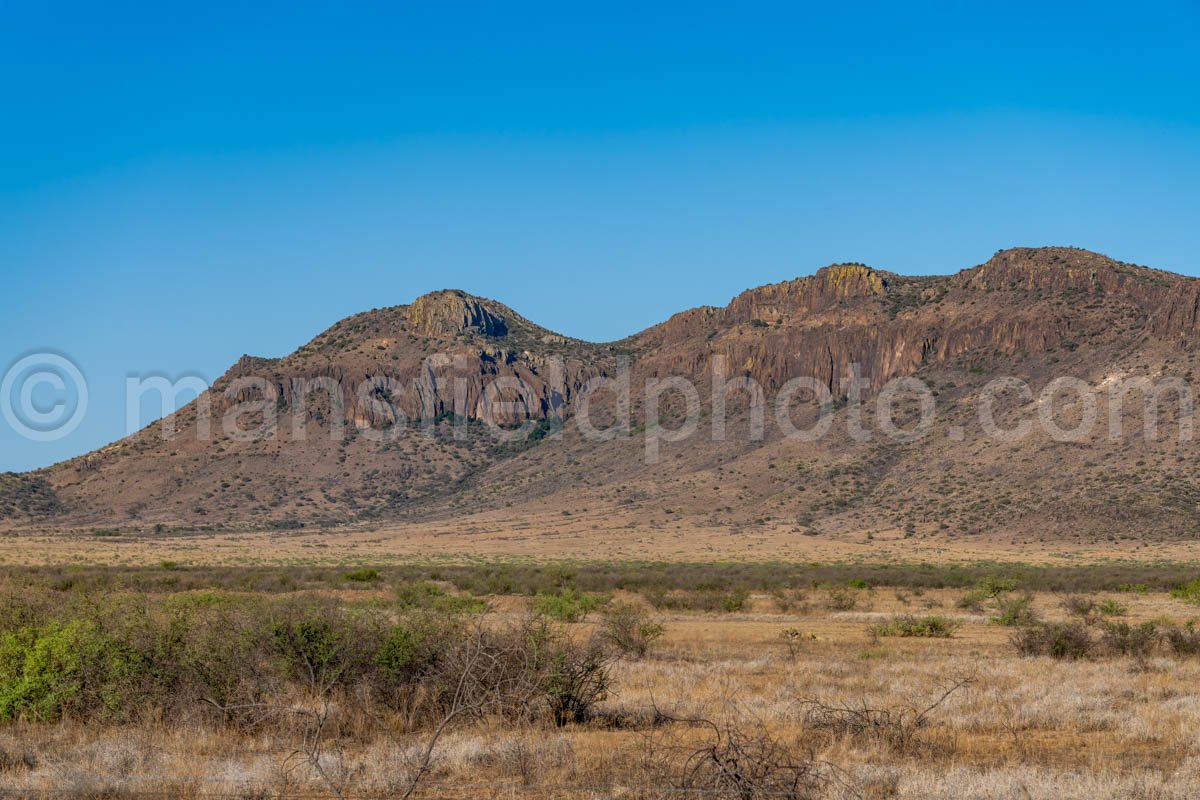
[3,587,1200,798]
[4,514,1200,568]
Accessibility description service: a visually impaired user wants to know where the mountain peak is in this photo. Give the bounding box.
[811,262,889,296]
[407,289,509,337]
[958,246,1162,293]
[985,246,1115,269]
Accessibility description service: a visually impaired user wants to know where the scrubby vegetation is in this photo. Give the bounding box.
[1011,618,1200,660]
[0,560,1195,599]
[869,615,961,638]
[2,563,1200,797]
[0,473,62,519]
[0,590,612,729]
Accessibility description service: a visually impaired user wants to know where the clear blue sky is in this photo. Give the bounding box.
[2,1,1199,471]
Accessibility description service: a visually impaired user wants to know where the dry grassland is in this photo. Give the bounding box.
[2,581,1200,799]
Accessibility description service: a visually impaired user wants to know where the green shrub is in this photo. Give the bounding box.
[990,594,1038,627]
[954,589,988,612]
[720,587,750,613]
[541,639,611,726]
[1098,621,1158,657]
[0,620,144,721]
[376,616,449,684]
[1170,579,1200,605]
[532,589,607,622]
[393,581,485,614]
[343,568,381,583]
[396,581,446,608]
[823,586,859,611]
[269,604,376,693]
[869,615,961,638]
[976,576,1018,597]
[1097,599,1128,617]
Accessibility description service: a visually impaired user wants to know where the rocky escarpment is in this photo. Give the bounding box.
[635,248,1188,394]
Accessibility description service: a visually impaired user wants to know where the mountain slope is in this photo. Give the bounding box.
[7,247,1200,543]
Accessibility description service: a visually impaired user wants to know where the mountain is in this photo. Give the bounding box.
[7,247,1200,544]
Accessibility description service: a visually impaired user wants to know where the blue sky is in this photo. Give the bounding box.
[2,1,1199,471]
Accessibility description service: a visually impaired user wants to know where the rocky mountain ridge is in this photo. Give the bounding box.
[5,246,1200,543]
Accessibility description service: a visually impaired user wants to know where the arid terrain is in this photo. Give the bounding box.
[5,245,1200,798]
[3,558,1200,799]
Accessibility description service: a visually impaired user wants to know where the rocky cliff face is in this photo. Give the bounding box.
[632,248,1186,394]
[407,290,510,337]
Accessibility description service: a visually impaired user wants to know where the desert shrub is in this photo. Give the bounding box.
[1011,622,1094,660]
[532,589,607,622]
[1098,621,1159,657]
[431,593,488,615]
[957,576,1019,612]
[990,594,1038,627]
[720,587,750,613]
[1097,599,1128,617]
[0,620,144,721]
[799,678,972,754]
[846,579,871,590]
[1164,623,1200,656]
[771,589,808,613]
[0,588,625,733]
[1061,595,1097,619]
[376,615,451,685]
[600,602,663,658]
[641,589,747,614]
[395,581,487,614]
[976,576,1018,596]
[870,615,961,638]
[954,589,988,612]
[540,637,612,726]
[271,616,350,691]
[343,568,381,583]
[823,586,859,611]
[3,561,1198,601]
[1171,579,1200,605]
[396,581,448,608]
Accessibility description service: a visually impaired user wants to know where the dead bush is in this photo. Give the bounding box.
[798,676,972,755]
[680,720,848,800]
[601,602,664,659]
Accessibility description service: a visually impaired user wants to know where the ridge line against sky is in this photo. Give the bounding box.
[2,1,1199,471]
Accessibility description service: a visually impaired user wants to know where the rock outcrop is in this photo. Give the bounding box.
[407,290,509,337]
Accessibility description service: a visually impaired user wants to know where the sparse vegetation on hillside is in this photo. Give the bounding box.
[0,473,61,519]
